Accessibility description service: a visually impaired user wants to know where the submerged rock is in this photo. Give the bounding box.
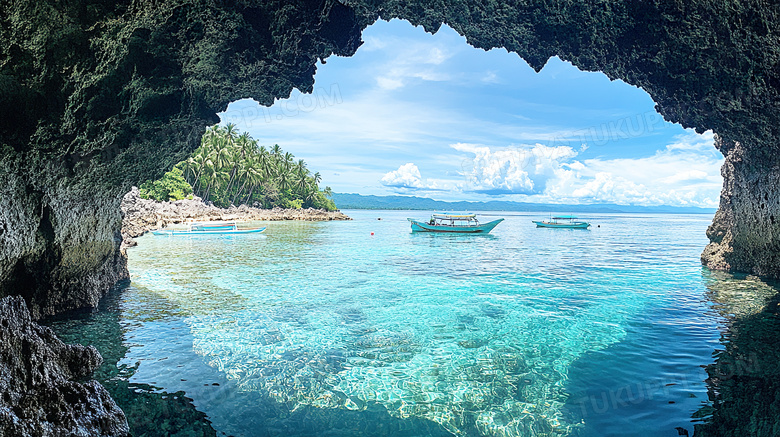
[0,295,129,436]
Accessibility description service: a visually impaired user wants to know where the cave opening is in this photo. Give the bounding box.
[212,19,724,211]
[106,18,755,437]
[3,1,779,435]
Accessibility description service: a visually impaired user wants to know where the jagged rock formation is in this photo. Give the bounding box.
[701,137,780,276]
[120,186,351,246]
[0,295,130,436]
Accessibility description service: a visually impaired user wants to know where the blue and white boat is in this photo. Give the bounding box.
[532,215,590,229]
[408,213,503,233]
[152,221,266,236]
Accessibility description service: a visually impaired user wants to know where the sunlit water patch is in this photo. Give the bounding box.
[74,210,720,437]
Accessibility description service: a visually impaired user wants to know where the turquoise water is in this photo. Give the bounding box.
[46,210,780,436]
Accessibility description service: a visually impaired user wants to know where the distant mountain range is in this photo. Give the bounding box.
[332,193,717,214]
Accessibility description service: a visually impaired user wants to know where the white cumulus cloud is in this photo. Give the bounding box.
[381,163,454,192]
[446,130,723,207]
[542,130,723,207]
[453,143,577,195]
[381,163,424,188]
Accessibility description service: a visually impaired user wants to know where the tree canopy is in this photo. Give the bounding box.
[140,124,336,211]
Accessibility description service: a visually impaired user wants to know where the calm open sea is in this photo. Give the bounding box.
[47,210,780,437]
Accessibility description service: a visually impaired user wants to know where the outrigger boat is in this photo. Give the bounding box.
[408,213,503,233]
[152,220,266,235]
[532,215,590,229]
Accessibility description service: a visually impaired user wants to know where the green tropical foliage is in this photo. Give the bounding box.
[139,167,193,201]
[141,124,336,210]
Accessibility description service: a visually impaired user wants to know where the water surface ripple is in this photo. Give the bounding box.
[49,211,775,436]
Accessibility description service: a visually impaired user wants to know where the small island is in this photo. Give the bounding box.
[122,125,350,247]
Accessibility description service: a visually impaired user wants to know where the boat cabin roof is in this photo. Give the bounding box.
[432,212,476,219]
[552,215,578,220]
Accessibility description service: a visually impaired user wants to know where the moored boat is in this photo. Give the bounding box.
[408,213,503,233]
[532,215,590,229]
[152,221,266,235]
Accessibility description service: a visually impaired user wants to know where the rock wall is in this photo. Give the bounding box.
[1,0,779,434]
[0,295,129,436]
[702,137,780,277]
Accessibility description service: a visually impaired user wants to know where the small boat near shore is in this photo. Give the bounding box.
[408,213,503,233]
[152,221,266,236]
[532,215,590,229]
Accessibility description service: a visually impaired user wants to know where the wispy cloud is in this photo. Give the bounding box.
[370,26,455,90]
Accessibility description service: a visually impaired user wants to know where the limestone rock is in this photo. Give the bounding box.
[0,295,130,436]
[702,137,780,277]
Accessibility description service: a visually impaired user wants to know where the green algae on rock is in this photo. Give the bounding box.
[0,0,364,317]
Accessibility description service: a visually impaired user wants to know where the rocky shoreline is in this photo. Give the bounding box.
[121,187,351,247]
[0,296,130,436]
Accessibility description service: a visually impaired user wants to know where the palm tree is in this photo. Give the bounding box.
[154,124,331,209]
[294,159,309,195]
[238,167,262,205]
[284,151,294,169]
[232,156,258,205]
[224,133,255,199]
[277,170,291,192]
[213,139,233,173]
[200,158,217,200]
[204,168,229,201]
[270,144,282,158]
[223,123,238,148]
[190,152,209,193]
[257,146,272,182]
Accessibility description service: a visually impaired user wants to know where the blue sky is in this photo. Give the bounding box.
[219,19,723,207]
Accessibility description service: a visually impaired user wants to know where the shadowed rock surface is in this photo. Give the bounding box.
[0,0,364,318]
[0,295,129,436]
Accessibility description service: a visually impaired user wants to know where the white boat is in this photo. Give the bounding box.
[408,212,504,233]
[152,221,266,235]
[532,215,590,229]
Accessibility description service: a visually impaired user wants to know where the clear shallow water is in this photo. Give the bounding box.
[45,210,780,436]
